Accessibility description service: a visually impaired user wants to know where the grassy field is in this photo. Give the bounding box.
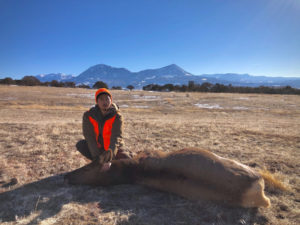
[0,85,299,225]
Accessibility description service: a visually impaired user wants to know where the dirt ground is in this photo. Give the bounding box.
[0,85,299,225]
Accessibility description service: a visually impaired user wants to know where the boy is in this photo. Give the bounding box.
[76,88,130,165]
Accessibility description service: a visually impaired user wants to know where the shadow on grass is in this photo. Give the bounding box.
[0,173,269,225]
[0,173,72,224]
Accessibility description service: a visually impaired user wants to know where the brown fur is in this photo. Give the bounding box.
[64,148,271,208]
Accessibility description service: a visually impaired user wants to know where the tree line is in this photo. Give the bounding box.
[1,76,299,95]
[143,81,300,95]
[0,76,135,90]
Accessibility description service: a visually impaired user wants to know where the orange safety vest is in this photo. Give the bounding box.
[88,115,117,150]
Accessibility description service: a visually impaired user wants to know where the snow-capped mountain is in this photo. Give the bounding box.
[70,64,199,88]
[137,64,192,78]
[34,64,300,89]
[201,73,300,88]
[72,64,134,87]
[35,73,74,82]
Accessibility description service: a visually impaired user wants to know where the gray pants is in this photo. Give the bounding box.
[76,140,131,160]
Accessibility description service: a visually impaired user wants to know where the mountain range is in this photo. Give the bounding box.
[34,64,300,89]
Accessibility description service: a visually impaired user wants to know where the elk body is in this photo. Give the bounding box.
[64,148,270,208]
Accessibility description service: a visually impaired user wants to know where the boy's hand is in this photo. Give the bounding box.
[100,162,112,172]
[98,149,113,164]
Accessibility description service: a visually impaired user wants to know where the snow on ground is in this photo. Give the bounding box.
[119,104,149,109]
[232,106,249,110]
[194,103,250,110]
[133,105,150,108]
[67,93,94,99]
[132,95,161,101]
[0,97,17,101]
[237,97,249,100]
[194,103,223,109]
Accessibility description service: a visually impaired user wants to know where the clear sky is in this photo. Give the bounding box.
[0,0,299,79]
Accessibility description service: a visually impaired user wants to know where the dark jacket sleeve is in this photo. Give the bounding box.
[109,112,124,157]
[82,111,102,160]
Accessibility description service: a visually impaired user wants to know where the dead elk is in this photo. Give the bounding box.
[64,148,271,208]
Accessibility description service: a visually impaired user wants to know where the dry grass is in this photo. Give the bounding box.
[259,169,291,192]
[0,85,299,225]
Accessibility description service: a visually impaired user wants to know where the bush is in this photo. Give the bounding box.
[21,76,41,86]
[77,84,90,89]
[111,86,122,90]
[50,80,64,87]
[0,77,15,85]
[127,85,134,91]
[93,81,108,89]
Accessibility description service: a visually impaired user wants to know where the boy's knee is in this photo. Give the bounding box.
[76,140,87,150]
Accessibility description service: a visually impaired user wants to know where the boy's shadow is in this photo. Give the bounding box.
[0,173,268,225]
[0,173,163,225]
[0,173,101,224]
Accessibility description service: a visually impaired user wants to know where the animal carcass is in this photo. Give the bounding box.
[64,148,270,208]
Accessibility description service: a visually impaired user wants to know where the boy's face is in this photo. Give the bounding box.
[97,94,112,113]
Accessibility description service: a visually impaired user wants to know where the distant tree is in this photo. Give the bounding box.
[63,82,76,88]
[0,77,15,85]
[42,81,51,86]
[188,81,195,91]
[127,85,134,91]
[21,76,41,86]
[180,84,188,92]
[162,84,174,92]
[141,82,300,95]
[15,80,22,85]
[111,86,122,90]
[93,81,108,89]
[282,86,292,94]
[174,85,181,91]
[77,84,90,89]
[211,83,227,93]
[50,80,63,87]
[143,84,156,91]
[199,82,212,92]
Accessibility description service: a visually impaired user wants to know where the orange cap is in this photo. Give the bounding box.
[95,88,112,103]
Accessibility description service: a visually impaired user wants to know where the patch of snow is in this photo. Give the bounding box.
[0,97,17,101]
[194,103,223,109]
[132,95,160,100]
[233,106,249,110]
[67,93,94,99]
[119,104,149,108]
[237,97,249,100]
[133,105,149,108]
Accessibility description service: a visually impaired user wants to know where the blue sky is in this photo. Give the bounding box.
[0,0,299,79]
